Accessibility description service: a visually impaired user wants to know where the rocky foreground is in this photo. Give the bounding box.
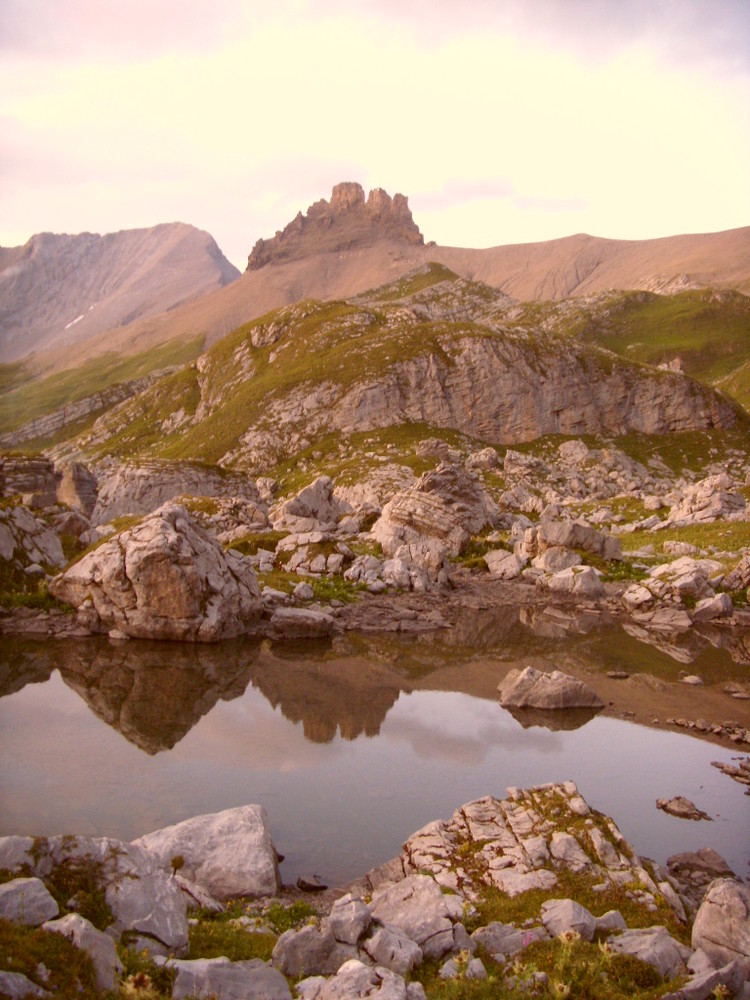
[1,783,748,999]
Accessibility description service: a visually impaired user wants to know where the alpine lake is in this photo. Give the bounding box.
[1,602,749,888]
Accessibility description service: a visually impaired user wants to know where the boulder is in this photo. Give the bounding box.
[0,971,50,998]
[0,877,58,926]
[272,476,353,532]
[608,926,691,979]
[484,549,525,579]
[471,922,548,958]
[170,957,291,1000]
[498,666,604,710]
[42,913,123,992]
[691,878,750,968]
[540,899,598,941]
[656,797,712,821]
[267,607,335,639]
[369,874,454,958]
[50,503,261,641]
[305,958,411,999]
[133,804,281,901]
[532,546,582,573]
[0,504,66,569]
[329,894,372,945]
[372,463,496,561]
[272,921,351,977]
[540,565,606,598]
[691,593,733,622]
[362,924,423,975]
[536,520,622,561]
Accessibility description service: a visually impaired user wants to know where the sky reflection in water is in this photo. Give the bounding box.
[1,623,748,885]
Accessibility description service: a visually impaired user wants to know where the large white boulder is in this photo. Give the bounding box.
[691,878,750,969]
[50,503,261,641]
[133,804,282,901]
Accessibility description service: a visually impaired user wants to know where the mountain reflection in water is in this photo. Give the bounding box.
[1,604,749,883]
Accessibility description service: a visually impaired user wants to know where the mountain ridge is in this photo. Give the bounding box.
[0,221,240,363]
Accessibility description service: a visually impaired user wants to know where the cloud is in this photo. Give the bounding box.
[0,0,748,261]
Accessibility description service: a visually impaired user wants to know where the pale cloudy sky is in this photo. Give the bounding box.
[1,0,749,268]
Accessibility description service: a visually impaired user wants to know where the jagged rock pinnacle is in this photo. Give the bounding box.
[246,182,424,270]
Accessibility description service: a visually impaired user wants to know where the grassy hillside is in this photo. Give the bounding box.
[574,288,750,410]
[72,266,743,476]
[0,335,204,437]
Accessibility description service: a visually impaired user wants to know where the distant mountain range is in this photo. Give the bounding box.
[1,184,748,451]
[0,222,239,363]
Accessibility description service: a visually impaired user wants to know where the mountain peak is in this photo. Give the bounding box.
[246,182,424,271]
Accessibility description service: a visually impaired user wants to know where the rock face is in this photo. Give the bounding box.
[498,666,604,710]
[133,804,282,900]
[272,476,353,532]
[49,503,261,641]
[372,463,495,585]
[0,503,66,569]
[91,461,259,525]
[247,183,423,270]
[0,222,240,363]
[691,878,750,968]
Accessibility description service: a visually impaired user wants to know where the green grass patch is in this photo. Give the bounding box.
[469,866,687,944]
[0,918,100,999]
[188,918,275,963]
[576,288,750,401]
[227,530,288,556]
[0,335,204,435]
[619,520,750,560]
[358,262,460,302]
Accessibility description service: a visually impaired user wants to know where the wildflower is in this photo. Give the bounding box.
[554,983,571,998]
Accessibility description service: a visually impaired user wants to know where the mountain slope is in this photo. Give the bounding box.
[67,265,741,474]
[30,187,749,379]
[0,222,240,362]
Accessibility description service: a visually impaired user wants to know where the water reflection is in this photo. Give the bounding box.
[1,606,749,883]
[1,604,748,757]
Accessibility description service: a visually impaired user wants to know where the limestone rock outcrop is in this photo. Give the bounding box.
[691,878,750,969]
[372,463,495,584]
[91,461,259,525]
[133,805,281,901]
[49,503,261,641]
[0,502,66,569]
[247,183,423,270]
[272,476,353,532]
[0,834,189,955]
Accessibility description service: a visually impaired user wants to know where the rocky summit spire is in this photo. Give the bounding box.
[246,182,424,270]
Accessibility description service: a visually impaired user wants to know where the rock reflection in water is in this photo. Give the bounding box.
[248,648,402,743]
[59,642,257,754]
[503,706,602,732]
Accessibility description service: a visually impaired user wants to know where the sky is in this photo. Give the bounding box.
[1,0,749,269]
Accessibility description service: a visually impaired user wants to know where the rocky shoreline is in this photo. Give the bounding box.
[1,783,748,999]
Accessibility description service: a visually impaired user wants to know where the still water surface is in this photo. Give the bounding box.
[1,612,748,885]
